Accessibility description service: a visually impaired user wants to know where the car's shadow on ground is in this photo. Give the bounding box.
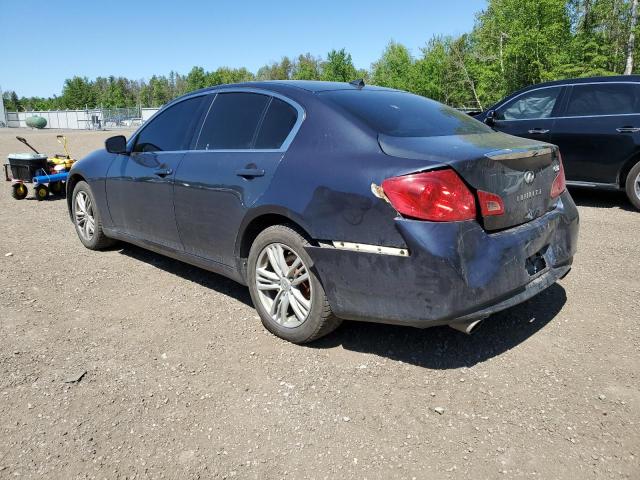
[118,244,253,307]
[117,244,567,370]
[310,283,567,369]
[568,187,635,211]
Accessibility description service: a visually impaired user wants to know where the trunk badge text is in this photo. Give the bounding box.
[517,189,543,202]
[524,171,536,184]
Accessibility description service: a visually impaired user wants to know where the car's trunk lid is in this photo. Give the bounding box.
[378,132,559,231]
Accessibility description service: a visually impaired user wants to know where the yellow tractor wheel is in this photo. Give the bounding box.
[11,183,28,200]
[35,184,49,201]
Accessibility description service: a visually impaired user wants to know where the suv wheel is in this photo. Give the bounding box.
[247,225,342,343]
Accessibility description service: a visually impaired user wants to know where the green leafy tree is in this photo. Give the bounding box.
[60,76,96,109]
[371,41,414,90]
[256,57,294,80]
[322,48,357,81]
[185,66,208,91]
[292,53,322,80]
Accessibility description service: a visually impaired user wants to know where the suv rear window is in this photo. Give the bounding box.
[320,90,491,137]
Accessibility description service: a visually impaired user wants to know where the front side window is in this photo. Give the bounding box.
[134,96,206,152]
[565,83,640,116]
[498,87,561,120]
[197,92,270,150]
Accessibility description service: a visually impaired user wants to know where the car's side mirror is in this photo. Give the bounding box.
[105,135,128,154]
[484,110,496,126]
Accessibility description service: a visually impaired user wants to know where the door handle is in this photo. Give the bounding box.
[153,168,173,177]
[616,126,640,133]
[528,128,550,134]
[236,168,265,179]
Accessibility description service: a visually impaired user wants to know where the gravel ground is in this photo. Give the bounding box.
[0,128,638,479]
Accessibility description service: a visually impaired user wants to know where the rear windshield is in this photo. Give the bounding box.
[320,90,491,137]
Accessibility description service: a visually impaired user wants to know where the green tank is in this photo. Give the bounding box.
[26,116,47,129]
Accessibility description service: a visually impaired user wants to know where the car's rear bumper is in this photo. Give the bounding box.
[305,191,579,328]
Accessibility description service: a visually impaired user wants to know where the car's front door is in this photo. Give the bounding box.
[174,91,301,267]
[106,95,209,250]
[492,86,565,145]
[549,82,640,184]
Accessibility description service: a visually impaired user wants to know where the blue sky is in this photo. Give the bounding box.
[1,0,486,98]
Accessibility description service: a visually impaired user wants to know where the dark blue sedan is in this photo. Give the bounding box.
[67,80,579,343]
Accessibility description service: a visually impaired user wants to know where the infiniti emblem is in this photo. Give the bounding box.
[524,171,535,184]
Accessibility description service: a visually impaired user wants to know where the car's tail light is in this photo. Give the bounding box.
[477,190,505,216]
[381,169,476,221]
[550,152,566,198]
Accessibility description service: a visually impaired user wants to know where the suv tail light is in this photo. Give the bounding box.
[381,169,476,221]
[550,152,566,198]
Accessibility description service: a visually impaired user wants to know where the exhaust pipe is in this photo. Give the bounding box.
[449,318,484,335]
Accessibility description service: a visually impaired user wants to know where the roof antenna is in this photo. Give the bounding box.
[349,78,365,89]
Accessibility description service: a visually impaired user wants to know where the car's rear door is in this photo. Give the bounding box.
[105,95,210,250]
[492,86,565,144]
[174,90,302,267]
[549,82,640,184]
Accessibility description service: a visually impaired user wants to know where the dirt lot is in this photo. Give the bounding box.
[0,128,638,479]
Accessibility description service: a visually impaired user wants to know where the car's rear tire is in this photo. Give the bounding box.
[625,161,640,210]
[247,224,342,343]
[71,181,115,250]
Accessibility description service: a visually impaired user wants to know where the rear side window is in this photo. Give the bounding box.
[134,96,206,152]
[197,92,270,150]
[565,83,640,116]
[498,87,561,120]
[320,90,491,137]
[254,98,298,149]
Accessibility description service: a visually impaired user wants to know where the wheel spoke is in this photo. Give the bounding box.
[273,244,290,276]
[279,292,290,324]
[290,288,310,316]
[270,289,284,317]
[256,268,280,290]
[291,271,309,286]
[76,193,86,214]
[266,245,284,277]
[87,216,95,235]
[289,293,307,322]
[286,256,302,277]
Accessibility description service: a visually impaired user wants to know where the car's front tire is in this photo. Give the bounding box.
[71,181,115,250]
[625,161,640,210]
[247,224,342,343]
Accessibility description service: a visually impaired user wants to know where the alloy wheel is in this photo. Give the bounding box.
[635,171,640,201]
[255,242,313,328]
[74,191,95,241]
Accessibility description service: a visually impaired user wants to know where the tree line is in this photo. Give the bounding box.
[4,0,639,112]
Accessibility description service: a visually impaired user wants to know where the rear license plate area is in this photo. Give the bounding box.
[525,246,548,276]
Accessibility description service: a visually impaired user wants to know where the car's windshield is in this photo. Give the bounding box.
[320,89,491,137]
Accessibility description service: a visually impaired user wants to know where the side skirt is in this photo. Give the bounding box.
[103,227,246,285]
